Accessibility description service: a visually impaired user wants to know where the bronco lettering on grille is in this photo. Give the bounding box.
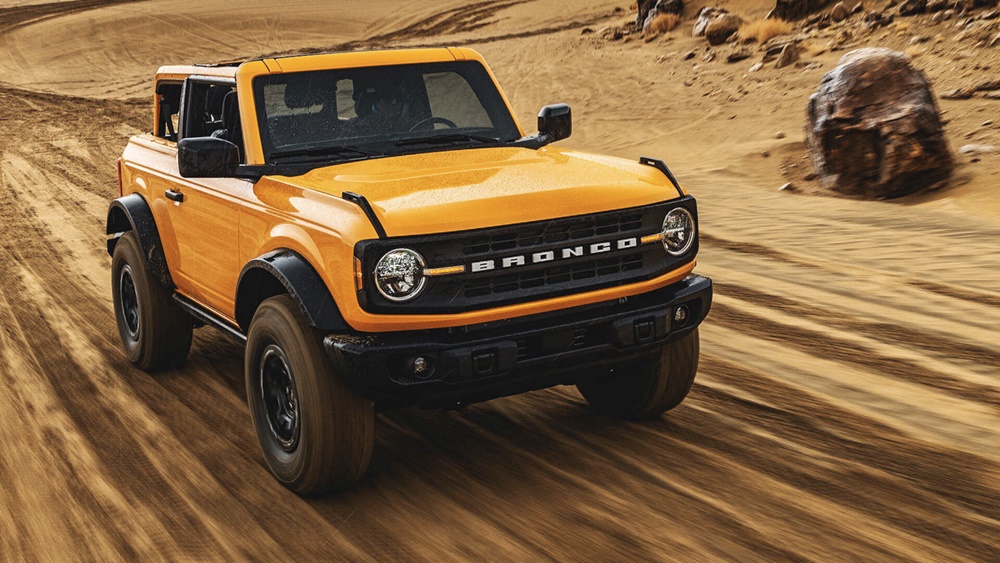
[469,235,648,273]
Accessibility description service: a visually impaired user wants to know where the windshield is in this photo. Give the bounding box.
[252,61,521,163]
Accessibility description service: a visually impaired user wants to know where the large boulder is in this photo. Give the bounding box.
[693,7,726,36]
[806,48,953,199]
[772,0,835,20]
[637,0,683,30]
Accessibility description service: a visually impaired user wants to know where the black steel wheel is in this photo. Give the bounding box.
[111,231,192,371]
[577,328,700,420]
[246,295,375,495]
[260,344,300,451]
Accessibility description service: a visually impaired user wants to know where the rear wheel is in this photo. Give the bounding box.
[577,328,699,419]
[246,295,375,495]
[111,231,192,371]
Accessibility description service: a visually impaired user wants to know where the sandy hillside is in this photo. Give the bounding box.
[0,0,998,560]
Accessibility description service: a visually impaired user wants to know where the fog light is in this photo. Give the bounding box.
[673,306,689,327]
[411,356,434,379]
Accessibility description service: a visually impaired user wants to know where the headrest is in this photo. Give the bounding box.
[221,91,240,130]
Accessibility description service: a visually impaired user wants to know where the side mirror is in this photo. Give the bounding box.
[178,136,240,178]
[538,103,571,142]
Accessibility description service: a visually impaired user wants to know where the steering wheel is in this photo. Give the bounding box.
[408,116,458,131]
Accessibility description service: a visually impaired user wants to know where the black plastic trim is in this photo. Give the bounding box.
[639,156,684,197]
[235,249,350,333]
[173,294,247,344]
[105,193,174,289]
[325,274,712,410]
[343,191,387,239]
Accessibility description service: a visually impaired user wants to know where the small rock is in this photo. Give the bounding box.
[762,150,771,157]
[683,50,696,60]
[581,27,594,34]
[779,182,796,191]
[990,33,1000,48]
[926,0,948,12]
[727,49,752,63]
[804,172,818,181]
[940,87,975,99]
[959,144,997,155]
[703,51,716,62]
[985,92,1000,100]
[832,2,850,21]
[749,62,764,72]
[976,80,1000,91]
[775,43,800,68]
[897,0,927,16]
[775,131,787,139]
[910,35,929,44]
[983,120,994,127]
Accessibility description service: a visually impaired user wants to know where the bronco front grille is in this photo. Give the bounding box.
[355,197,698,315]
[463,253,644,298]
[461,212,644,255]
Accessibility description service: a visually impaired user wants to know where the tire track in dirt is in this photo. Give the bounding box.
[714,281,1000,370]
[0,0,144,36]
[694,357,1000,560]
[272,0,611,56]
[710,301,1000,410]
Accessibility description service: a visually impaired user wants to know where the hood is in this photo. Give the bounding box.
[274,146,683,237]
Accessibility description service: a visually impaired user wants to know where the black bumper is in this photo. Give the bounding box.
[325,274,712,410]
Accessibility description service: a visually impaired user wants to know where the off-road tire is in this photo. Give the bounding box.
[111,231,192,371]
[577,328,699,420]
[246,295,375,495]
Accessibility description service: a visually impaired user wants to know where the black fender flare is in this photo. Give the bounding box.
[235,249,350,333]
[106,193,174,289]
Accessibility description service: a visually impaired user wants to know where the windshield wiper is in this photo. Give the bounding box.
[395,133,502,147]
[271,145,376,160]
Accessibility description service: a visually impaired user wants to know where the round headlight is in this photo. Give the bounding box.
[375,248,426,301]
[662,208,695,256]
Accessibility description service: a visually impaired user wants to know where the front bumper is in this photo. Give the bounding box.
[325,274,712,410]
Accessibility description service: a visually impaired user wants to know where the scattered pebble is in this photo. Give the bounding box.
[748,62,764,72]
[683,51,695,60]
[581,27,594,35]
[762,151,771,158]
[775,131,786,139]
[804,172,818,181]
[940,87,975,100]
[959,144,997,155]
[779,182,796,191]
[983,120,994,127]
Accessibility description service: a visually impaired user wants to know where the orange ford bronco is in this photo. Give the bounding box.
[107,48,712,494]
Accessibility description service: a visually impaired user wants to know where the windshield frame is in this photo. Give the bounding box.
[251,60,522,166]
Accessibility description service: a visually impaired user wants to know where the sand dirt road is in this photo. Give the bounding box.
[0,0,998,560]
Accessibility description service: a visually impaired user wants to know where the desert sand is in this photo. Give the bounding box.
[0,0,998,560]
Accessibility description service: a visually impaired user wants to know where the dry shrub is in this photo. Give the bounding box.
[739,18,792,44]
[647,12,680,34]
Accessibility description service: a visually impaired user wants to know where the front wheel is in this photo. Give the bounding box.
[246,295,375,495]
[577,328,700,420]
[111,231,192,371]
